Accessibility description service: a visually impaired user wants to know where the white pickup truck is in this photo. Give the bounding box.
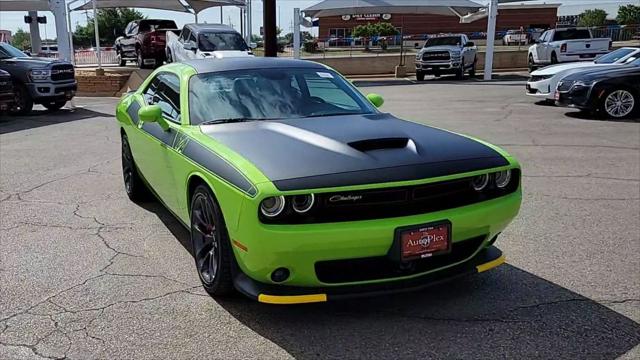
[166,23,253,63]
[527,28,611,71]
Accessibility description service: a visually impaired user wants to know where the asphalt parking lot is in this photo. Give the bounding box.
[1,79,639,359]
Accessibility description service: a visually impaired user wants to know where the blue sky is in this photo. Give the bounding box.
[0,0,637,40]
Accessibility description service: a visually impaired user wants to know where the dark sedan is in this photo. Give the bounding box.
[555,58,639,119]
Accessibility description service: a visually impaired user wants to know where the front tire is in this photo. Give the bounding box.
[416,71,425,81]
[116,48,126,66]
[601,88,637,119]
[456,63,465,80]
[10,83,33,115]
[528,54,536,72]
[551,52,558,65]
[469,58,477,78]
[190,185,234,297]
[166,49,173,63]
[121,133,151,201]
[43,101,66,111]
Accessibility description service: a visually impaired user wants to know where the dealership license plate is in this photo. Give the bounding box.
[554,91,560,101]
[399,222,451,261]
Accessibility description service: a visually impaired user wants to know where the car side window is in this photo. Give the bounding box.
[143,73,181,123]
[189,32,197,43]
[129,22,139,36]
[181,28,191,42]
[303,73,360,110]
[124,23,132,36]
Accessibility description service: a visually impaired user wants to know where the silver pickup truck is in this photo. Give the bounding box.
[166,23,253,63]
[415,34,477,81]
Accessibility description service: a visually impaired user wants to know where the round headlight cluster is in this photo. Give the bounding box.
[260,194,316,219]
[260,196,286,218]
[471,170,513,192]
[494,170,512,189]
[471,174,489,191]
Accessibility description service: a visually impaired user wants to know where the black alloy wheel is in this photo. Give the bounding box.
[190,185,234,296]
[121,134,150,201]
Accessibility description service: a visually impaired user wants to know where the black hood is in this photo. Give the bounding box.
[201,113,508,190]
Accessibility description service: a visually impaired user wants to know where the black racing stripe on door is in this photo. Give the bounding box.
[272,157,509,191]
[182,140,257,196]
[127,101,141,125]
[141,122,177,147]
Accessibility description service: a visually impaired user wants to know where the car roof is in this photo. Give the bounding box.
[184,57,328,74]
[186,23,237,34]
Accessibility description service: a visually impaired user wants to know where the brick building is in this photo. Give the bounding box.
[316,4,560,40]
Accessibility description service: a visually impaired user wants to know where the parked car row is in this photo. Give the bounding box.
[0,42,77,116]
[526,47,639,119]
[115,20,254,69]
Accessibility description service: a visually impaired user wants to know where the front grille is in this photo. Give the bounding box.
[529,75,551,82]
[557,80,574,92]
[422,51,450,61]
[51,64,75,81]
[315,235,486,283]
[0,78,12,93]
[264,170,520,224]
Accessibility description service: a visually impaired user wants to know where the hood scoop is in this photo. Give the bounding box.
[348,137,410,152]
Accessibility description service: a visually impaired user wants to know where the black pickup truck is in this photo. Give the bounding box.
[0,42,77,115]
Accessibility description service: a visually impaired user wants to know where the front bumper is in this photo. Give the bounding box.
[27,81,77,103]
[525,80,553,99]
[415,60,461,74]
[235,245,505,304]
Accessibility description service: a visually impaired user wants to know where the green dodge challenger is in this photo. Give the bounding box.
[116,58,522,304]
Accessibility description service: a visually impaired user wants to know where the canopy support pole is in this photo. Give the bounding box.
[483,0,498,80]
[49,0,71,62]
[293,8,300,59]
[28,11,42,55]
[92,0,102,69]
[263,0,277,57]
[245,0,252,44]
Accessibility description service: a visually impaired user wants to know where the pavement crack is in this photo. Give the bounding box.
[524,174,640,182]
[497,143,639,150]
[508,298,640,311]
[540,194,640,201]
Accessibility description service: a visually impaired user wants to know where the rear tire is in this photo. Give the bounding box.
[469,58,477,78]
[416,71,425,81]
[10,83,33,115]
[551,52,558,65]
[43,101,66,111]
[116,48,126,66]
[190,185,234,297]
[137,48,149,69]
[166,49,173,64]
[121,133,151,202]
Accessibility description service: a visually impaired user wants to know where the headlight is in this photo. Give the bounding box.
[494,170,512,189]
[30,69,51,81]
[471,174,489,191]
[260,196,285,218]
[450,51,461,58]
[292,194,315,214]
[415,53,421,60]
[573,80,595,88]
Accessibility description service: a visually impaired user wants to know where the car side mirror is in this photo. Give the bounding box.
[24,51,31,57]
[138,104,169,131]
[249,42,257,49]
[366,93,384,108]
[465,42,475,47]
[184,41,197,52]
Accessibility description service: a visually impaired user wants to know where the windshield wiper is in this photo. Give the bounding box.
[200,118,256,125]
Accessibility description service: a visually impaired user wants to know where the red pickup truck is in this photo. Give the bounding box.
[115,19,178,69]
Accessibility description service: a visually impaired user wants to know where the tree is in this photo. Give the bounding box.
[352,23,376,50]
[616,4,640,25]
[577,9,608,27]
[73,8,144,47]
[373,22,399,50]
[11,28,30,50]
[282,31,313,45]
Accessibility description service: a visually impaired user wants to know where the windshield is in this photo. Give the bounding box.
[553,29,591,41]
[139,20,177,32]
[0,43,28,58]
[198,32,248,52]
[424,37,461,47]
[189,68,376,124]
[595,48,636,64]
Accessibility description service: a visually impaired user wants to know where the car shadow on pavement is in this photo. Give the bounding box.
[216,266,640,359]
[0,107,113,134]
[564,110,639,122]
[140,200,640,359]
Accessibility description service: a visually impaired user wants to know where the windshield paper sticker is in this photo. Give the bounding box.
[317,72,334,78]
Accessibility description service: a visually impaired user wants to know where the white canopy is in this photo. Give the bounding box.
[0,0,50,11]
[303,0,484,18]
[74,0,190,12]
[186,0,245,13]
